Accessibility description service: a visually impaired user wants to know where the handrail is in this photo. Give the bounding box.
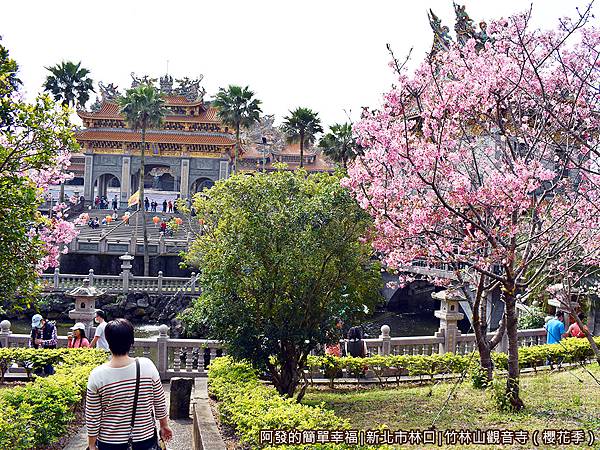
[100,209,139,241]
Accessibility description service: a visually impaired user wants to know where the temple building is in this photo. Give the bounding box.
[73,75,334,207]
[74,75,233,207]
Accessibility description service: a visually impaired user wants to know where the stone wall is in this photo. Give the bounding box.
[2,292,193,337]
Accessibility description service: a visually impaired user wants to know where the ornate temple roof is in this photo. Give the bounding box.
[76,129,234,146]
[428,3,490,55]
[78,100,220,123]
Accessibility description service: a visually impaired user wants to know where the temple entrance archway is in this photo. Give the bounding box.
[139,165,177,191]
[93,174,121,206]
[191,177,215,193]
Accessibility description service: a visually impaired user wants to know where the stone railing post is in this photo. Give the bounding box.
[0,320,11,348]
[159,234,166,254]
[157,324,169,379]
[379,325,391,356]
[120,252,134,294]
[158,271,163,294]
[88,269,95,286]
[53,268,60,289]
[433,289,464,354]
[499,321,509,353]
[191,272,197,294]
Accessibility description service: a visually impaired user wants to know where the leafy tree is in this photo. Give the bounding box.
[319,123,357,169]
[43,61,94,204]
[0,40,78,311]
[43,61,94,109]
[213,85,262,174]
[183,169,381,400]
[118,84,166,276]
[281,107,323,168]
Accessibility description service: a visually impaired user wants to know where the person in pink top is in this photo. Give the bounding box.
[68,322,90,348]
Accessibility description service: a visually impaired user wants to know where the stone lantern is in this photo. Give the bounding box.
[433,288,465,354]
[67,279,105,337]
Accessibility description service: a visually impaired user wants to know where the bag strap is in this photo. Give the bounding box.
[129,358,141,443]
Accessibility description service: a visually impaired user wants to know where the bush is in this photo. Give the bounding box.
[517,305,546,329]
[305,337,600,388]
[0,348,107,449]
[208,356,351,449]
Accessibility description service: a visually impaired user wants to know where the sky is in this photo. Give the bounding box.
[1,0,587,128]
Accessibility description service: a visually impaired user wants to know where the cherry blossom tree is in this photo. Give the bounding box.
[344,6,600,410]
[0,39,78,309]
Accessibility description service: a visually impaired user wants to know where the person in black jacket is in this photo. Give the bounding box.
[29,314,57,375]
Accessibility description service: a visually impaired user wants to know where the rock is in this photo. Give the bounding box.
[137,297,149,308]
[134,308,146,317]
[125,302,138,311]
[169,378,193,419]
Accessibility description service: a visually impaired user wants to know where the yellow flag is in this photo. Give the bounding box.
[127,190,140,207]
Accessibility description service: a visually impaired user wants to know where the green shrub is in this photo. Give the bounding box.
[208,356,350,449]
[0,348,107,449]
[304,337,600,388]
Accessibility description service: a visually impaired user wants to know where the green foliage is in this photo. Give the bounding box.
[43,60,94,108]
[208,356,350,450]
[0,41,79,308]
[470,365,491,389]
[489,378,514,412]
[117,83,166,132]
[319,123,357,168]
[517,305,546,329]
[0,348,107,449]
[212,84,262,172]
[183,169,382,397]
[306,337,600,388]
[281,107,323,148]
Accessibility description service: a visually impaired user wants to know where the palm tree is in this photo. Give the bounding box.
[43,61,94,109]
[319,123,357,169]
[213,85,262,174]
[281,108,323,169]
[44,61,94,203]
[118,84,166,276]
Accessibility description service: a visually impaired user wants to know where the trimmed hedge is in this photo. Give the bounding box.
[208,356,352,449]
[307,337,600,386]
[0,348,108,449]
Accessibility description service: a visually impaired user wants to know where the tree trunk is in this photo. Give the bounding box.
[503,288,524,410]
[234,124,240,174]
[573,313,600,366]
[472,290,493,384]
[140,128,149,276]
[299,131,304,169]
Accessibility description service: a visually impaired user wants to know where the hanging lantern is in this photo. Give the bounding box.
[198,218,205,225]
[105,215,112,223]
[175,217,183,225]
[153,216,160,225]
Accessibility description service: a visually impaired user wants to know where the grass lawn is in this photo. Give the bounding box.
[303,364,600,449]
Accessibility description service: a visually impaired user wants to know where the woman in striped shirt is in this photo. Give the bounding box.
[86,319,173,450]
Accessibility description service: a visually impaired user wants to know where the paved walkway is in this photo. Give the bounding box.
[63,382,192,450]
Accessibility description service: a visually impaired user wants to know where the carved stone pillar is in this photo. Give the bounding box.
[83,154,94,201]
[121,156,131,208]
[180,159,190,199]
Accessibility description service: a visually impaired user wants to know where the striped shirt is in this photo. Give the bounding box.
[86,357,168,444]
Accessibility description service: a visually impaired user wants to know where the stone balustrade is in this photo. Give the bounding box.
[1,318,547,382]
[40,265,199,295]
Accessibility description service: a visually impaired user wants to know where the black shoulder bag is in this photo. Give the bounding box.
[128,358,165,450]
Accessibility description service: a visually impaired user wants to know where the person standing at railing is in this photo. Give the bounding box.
[29,314,57,375]
[90,310,109,351]
[68,322,90,348]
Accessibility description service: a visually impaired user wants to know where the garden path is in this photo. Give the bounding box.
[63,382,193,450]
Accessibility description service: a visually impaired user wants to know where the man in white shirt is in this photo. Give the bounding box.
[90,310,109,351]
